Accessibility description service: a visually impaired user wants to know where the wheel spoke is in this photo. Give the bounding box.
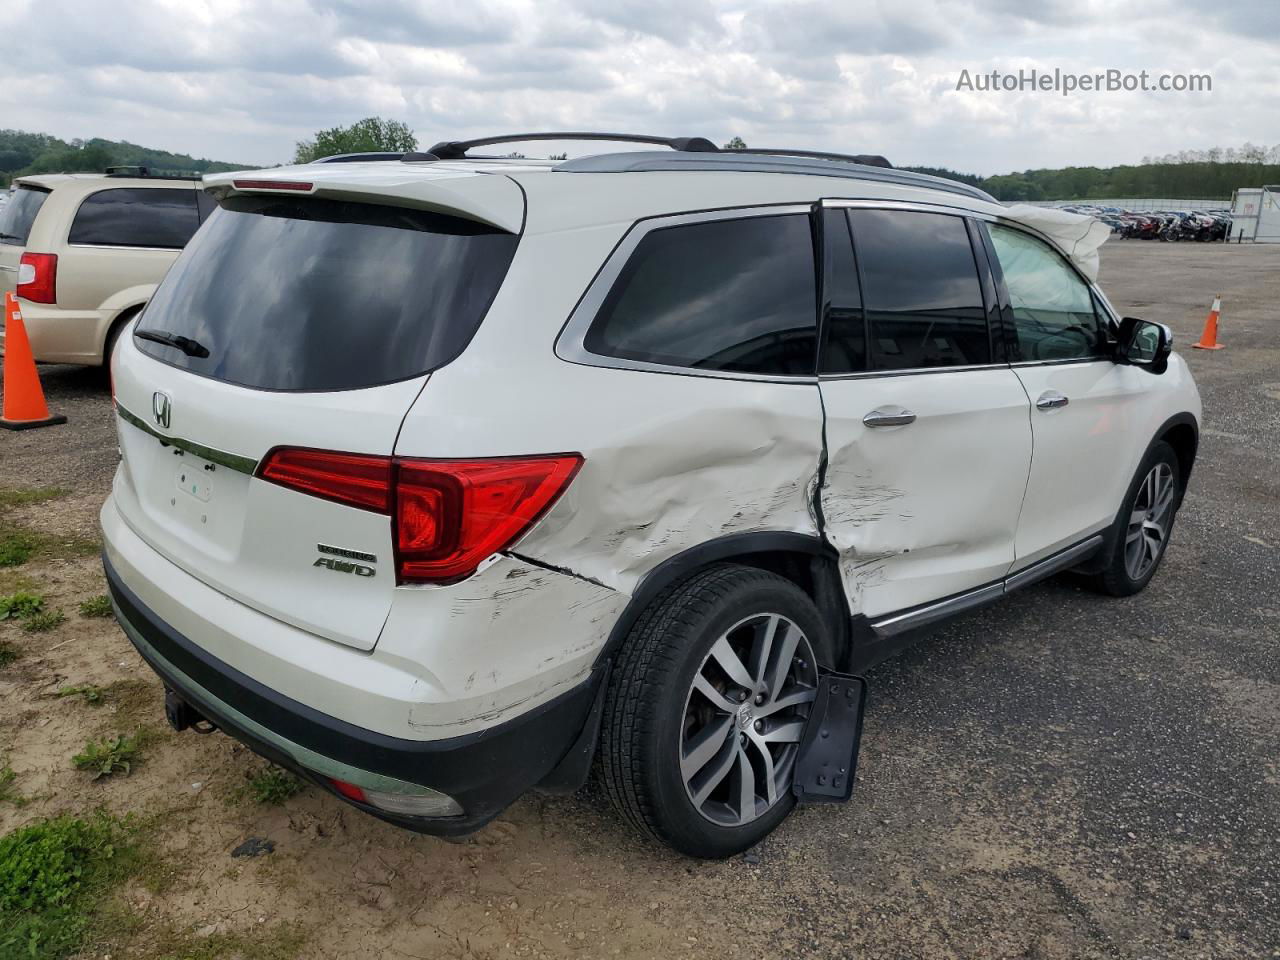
[681,715,734,780]
[755,685,817,718]
[708,637,754,689]
[1129,508,1147,527]
[764,622,804,699]
[748,615,780,686]
[760,717,806,744]
[733,747,756,823]
[690,735,739,807]
[691,674,739,714]
[746,737,778,806]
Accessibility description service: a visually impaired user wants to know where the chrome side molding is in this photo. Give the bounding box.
[869,534,1105,638]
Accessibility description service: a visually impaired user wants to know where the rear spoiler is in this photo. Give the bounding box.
[201,169,525,233]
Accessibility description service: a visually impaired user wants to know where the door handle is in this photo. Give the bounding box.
[862,406,916,428]
[1035,391,1069,411]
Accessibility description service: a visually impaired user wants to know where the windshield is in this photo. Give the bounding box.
[134,194,519,391]
[0,186,50,245]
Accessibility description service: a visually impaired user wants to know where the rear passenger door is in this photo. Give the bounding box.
[980,221,1147,566]
[816,204,1033,620]
[57,186,200,313]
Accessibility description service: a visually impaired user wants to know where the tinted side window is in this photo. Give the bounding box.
[987,223,1105,361]
[819,208,866,374]
[69,188,199,249]
[849,209,990,370]
[584,214,817,376]
[0,186,49,245]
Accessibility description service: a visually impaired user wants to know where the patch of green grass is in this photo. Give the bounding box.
[0,766,25,807]
[58,684,105,706]
[0,642,17,669]
[78,594,113,618]
[72,733,144,780]
[0,591,44,621]
[0,487,68,510]
[237,767,304,806]
[0,812,140,960]
[22,609,66,633]
[0,528,40,567]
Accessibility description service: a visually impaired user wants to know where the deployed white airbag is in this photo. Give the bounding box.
[1003,204,1112,281]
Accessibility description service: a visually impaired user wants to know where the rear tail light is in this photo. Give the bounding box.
[17,253,57,304]
[327,777,462,817]
[257,449,582,585]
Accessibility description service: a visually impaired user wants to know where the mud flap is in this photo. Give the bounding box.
[791,671,867,803]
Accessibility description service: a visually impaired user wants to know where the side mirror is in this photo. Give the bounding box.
[1115,317,1172,374]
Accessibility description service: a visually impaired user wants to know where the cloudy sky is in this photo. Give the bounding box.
[1,0,1275,174]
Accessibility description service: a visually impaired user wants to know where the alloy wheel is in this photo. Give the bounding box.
[679,613,818,827]
[1124,462,1176,580]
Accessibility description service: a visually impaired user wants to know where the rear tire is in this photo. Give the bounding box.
[1088,441,1182,597]
[598,564,828,858]
[102,307,140,372]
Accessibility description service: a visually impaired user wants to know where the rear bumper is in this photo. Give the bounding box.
[1,300,109,364]
[104,553,604,835]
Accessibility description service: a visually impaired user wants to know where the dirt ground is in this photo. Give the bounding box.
[1,240,1277,959]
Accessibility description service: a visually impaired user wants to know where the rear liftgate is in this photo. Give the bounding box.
[792,670,867,803]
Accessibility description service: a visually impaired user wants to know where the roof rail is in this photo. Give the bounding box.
[731,147,892,169]
[554,151,996,203]
[406,132,719,162]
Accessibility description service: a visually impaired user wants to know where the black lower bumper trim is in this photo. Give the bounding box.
[104,553,601,834]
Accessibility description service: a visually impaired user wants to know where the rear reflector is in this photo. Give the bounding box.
[232,179,313,192]
[327,777,462,817]
[256,449,582,585]
[17,252,57,304]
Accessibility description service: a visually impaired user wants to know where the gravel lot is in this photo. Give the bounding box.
[1,240,1277,959]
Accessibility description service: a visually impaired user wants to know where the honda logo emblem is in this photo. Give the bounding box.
[152,391,172,429]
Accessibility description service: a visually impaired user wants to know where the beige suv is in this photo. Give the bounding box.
[0,171,212,366]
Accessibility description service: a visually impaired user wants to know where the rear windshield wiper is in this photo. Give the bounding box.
[134,328,211,359]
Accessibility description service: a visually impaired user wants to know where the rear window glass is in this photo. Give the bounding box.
[69,188,199,249]
[0,186,50,245]
[583,214,818,376]
[134,195,519,392]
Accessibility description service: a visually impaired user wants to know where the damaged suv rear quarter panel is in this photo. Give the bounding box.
[391,191,828,724]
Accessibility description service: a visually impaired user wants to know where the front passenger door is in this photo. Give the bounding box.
[817,205,1033,619]
[981,221,1148,567]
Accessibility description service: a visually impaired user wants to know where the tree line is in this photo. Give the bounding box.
[0,129,248,187]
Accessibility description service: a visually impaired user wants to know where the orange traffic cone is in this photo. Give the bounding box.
[1,292,67,430]
[1192,295,1225,350]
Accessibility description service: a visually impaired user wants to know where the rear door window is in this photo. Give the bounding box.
[848,209,990,370]
[134,195,519,392]
[0,185,50,245]
[583,213,818,376]
[986,222,1107,362]
[819,208,866,374]
[69,188,199,248]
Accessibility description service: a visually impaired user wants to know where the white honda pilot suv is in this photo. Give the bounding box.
[102,134,1201,858]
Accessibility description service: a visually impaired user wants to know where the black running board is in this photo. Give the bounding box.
[792,671,867,804]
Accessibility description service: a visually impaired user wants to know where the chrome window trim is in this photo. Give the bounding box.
[555,204,820,384]
[66,243,183,252]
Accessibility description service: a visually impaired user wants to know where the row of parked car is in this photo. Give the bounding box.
[1058,204,1234,242]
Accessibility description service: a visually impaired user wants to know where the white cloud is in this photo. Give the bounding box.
[0,0,1274,173]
